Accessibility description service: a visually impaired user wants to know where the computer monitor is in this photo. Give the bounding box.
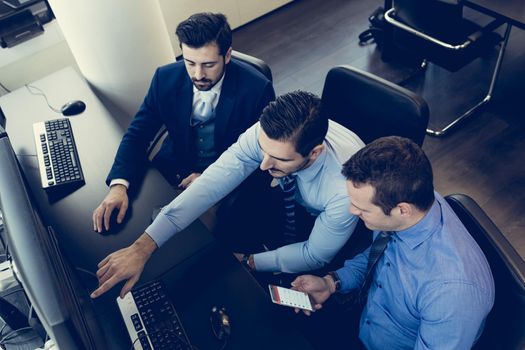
[0,127,104,349]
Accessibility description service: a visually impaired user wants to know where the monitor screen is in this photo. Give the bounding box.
[0,129,103,349]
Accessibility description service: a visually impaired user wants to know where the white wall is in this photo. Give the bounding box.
[47,0,174,118]
[0,1,292,99]
[158,0,291,56]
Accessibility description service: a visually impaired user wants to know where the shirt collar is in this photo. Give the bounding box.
[394,195,441,250]
[192,72,225,95]
[294,142,328,182]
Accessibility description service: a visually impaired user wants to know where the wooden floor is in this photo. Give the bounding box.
[233,0,525,259]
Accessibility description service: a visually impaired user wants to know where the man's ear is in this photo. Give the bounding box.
[224,47,232,64]
[397,202,413,217]
[308,144,324,161]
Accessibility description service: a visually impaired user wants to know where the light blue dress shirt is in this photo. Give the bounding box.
[336,193,495,349]
[146,120,365,272]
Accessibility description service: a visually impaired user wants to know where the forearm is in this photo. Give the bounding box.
[134,232,158,257]
[254,241,327,273]
[323,274,338,294]
[147,125,262,246]
[107,84,163,185]
[335,247,370,292]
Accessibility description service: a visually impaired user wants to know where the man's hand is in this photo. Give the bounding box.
[90,233,157,299]
[178,173,201,190]
[93,184,129,233]
[291,275,334,316]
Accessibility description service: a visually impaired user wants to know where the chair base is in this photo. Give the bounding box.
[426,24,511,137]
[426,96,490,137]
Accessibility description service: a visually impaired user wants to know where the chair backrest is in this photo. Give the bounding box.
[387,0,503,71]
[394,0,464,42]
[231,50,273,82]
[445,194,525,350]
[320,65,429,146]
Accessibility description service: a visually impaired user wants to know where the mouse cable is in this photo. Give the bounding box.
[75,267,97,279]
[0,81,10,93]
[25,84,62,113]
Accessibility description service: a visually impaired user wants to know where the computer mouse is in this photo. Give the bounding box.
[61,100,86,116]
[98,206,131,235]
[210,306,231,340]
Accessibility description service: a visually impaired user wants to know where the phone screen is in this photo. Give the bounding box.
[268,284,313,311]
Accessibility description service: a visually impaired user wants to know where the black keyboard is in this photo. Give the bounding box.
[117,281,193,350]
[32,118,84,189]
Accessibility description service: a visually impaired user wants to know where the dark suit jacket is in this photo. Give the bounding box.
[107,59,275,186]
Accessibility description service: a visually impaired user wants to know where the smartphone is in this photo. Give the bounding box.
[268,284,314,311]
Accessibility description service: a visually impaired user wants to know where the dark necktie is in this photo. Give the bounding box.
[356,231,394,303]
[281,175,297,244]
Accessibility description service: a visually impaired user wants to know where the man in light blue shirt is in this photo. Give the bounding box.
[293,136,494,349]
[91,91,365,298]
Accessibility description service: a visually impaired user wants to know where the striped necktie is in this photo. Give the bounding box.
[357,231,394,303]
[281,175,297,244]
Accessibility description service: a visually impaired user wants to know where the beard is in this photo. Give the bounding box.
[267,168,287,178]
[266,157,311,178]
[192,78,214,91]
[192,58,226,91]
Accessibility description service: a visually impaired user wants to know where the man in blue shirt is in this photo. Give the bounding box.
[90,91,365,299]
[292,136,494,349]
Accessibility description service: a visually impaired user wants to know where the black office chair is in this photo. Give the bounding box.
[320,64,429,268]
[320,65,429,146]
[384,0,509,136]
[231,50,273,82]
[146,51,273,161]
[445,194,525,350]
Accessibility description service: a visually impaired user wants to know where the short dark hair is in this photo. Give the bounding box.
[175,13,232,56]
[259,91,328,157]
[342,136,435,215]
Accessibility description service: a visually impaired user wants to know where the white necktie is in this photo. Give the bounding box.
[192,91,217,124]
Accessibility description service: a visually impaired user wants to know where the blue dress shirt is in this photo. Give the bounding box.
[146,120,365,272]
[336,193,495,349]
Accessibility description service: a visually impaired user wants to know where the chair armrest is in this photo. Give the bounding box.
[384,8,472,50]
[446,193,525,291]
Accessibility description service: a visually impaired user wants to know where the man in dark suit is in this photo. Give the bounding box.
[93,13,275,232]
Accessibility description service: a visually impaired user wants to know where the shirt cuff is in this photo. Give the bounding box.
[253,250,278,272]
[145,211,176,247]
[110,178,130,189]
[335,266,362,293]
